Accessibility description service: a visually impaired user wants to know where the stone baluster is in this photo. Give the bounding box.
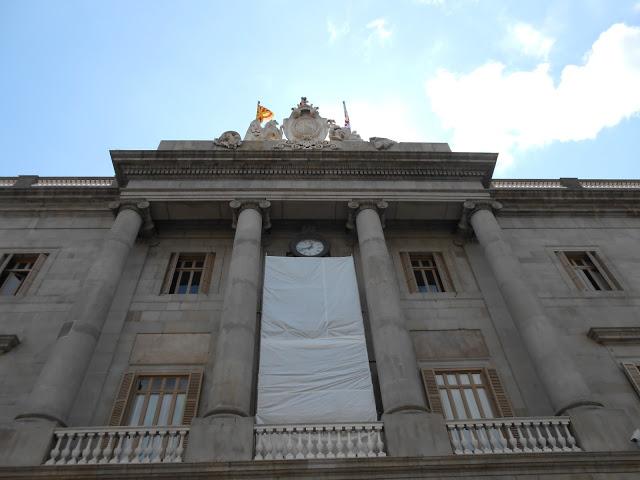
[16,202,150,426]
[375,427,386,456]
[78,432,94,464]
[335,428,345,458]
[174,430,186,462]
[45,434,63,465]
[164,430,178,462]
[95,431,112,464]
[285,431,295,459]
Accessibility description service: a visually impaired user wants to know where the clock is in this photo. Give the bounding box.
[290,235,330,257]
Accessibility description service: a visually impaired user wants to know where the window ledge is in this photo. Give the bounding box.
[587,327,640,345]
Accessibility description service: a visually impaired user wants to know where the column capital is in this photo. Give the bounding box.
[109,200,155,237]
[229,199,271,230]
[346,199,388,230]
[457,200,503,234]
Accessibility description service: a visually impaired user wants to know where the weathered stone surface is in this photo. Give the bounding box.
[130,333,210,365]
[411,329,489,360]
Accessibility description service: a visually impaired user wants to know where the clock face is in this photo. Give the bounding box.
[294,239,326,257]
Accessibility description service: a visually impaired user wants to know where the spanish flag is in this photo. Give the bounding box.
[256,102,274,122]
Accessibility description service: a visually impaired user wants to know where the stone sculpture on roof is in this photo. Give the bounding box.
[282,97,330,143]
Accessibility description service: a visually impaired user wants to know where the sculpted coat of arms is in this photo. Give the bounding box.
[282,97,330,143]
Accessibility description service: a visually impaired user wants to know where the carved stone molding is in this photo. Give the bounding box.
[587,327,640,345]
[229,199,272,230]
[109,200,155,237]
[272,140,338,150]
[457,200,504,234]
[120,163,486,179]
[346,200,388,230]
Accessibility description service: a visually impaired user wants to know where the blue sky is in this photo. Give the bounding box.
[1,0,639,178]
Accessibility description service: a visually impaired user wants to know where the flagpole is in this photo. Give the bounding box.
[256,101,260,121]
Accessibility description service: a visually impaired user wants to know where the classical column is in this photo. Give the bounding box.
[465,201,596,414]
[348,201,427,414]
[204,200,270,418]
[17,201,149,425]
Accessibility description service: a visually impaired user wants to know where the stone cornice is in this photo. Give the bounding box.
[491,186,640,216]
[588,327,640,345]
[2,451,639,478]
[110,150,497,187]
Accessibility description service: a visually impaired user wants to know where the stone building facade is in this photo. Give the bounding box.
[1,100,640,478]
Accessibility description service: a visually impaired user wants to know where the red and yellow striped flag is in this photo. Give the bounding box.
[256,102,274,122]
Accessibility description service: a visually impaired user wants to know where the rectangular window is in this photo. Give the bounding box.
[435,370,496,420]
[622,362,640,400]
[109,371,203,426]
[126,375,189,426]
[422,367,514,419]
[556,251,620,292]
[401,252,453,293]
[161,253,214,295]
[0,253,47,296]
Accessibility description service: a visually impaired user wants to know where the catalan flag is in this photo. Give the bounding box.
[256,102,274,122]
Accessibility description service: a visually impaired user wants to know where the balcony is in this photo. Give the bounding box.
[253,422,386,460]
[45,426,188,465]
[446,417,581,455]
[43,417,581,466]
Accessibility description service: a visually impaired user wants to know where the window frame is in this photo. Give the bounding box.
[421,366,514,419]
[160,252,215,295]
[622,362,640,400]
[0,253,48,296]
[400,251,455,294]
[555,249,621,292]
[109,370,203,427]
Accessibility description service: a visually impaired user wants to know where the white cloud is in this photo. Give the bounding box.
[327,19,350,43]
[318,98,422,142]
[425,23,640,172]
[634,2,640,13]
[507,22,555,60]
[366,18,392,44]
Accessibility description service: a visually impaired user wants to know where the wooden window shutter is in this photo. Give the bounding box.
[586,251,620,290]
[433,252,454,292]
[485,368,514,417]
[556,251,584,290]
[161,253,179,294]
[622,363,640,398]
[181,370,203,425]
[17,253,47,295]
[200,253,215,294]
[0,254,12,273]
[421,369,443,414]
[108,372,135,426]
[400,252,416,293]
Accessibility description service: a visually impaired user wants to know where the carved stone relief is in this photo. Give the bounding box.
[369,137,397,150]
[282,97,330,142]
[214,131,242,149]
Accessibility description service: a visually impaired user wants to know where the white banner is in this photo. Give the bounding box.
[256,256,377,424]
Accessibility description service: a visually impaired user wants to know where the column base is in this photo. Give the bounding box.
[382,411,452,457]
[0,419,56,466]
[568,406,637,452]
[185,415,255,462]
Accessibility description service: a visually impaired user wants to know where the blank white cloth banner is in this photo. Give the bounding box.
[256,256,377,424]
